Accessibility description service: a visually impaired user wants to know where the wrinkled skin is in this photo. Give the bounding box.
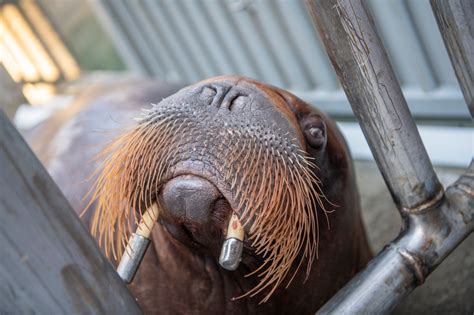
[27,76,371,314]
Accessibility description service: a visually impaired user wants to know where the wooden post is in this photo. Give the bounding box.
[0,110,141,314]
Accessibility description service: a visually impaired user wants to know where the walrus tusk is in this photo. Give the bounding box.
[219,213,245,271]
[117,203,159,283]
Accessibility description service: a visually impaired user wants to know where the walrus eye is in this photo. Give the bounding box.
[302,115,327,150]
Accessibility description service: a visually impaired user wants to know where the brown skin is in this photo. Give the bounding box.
[27,76,371,314]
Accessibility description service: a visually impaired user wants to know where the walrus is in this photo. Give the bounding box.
[26,76,371,314]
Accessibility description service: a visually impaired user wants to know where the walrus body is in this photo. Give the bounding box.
[27,76,371,314]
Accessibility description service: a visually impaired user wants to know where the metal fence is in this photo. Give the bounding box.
[0,0,472,313]
[92,0,473,311]
[305,0,473,313]
[90,0,471,120]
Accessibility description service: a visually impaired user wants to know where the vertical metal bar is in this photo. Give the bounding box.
[224,0,286,86]
[161,0,218,78]
[316,163,473,314]
[256,0,311,90]
[110,0,162,76]
[181,1,237,75]
[305,0,442,211]
[366,0,438,91]
[200,0,261,79]
[141,0,201,82]
[406,0,458,87]
[126,1,179,81]
[88,0,147,75]
[304,1,474,313]
[274,0,336,90]
[431,0,474,118]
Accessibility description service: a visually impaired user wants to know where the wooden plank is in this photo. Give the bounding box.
[0,110,141,314]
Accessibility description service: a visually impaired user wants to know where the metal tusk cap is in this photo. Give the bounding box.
[219,237,244,270]
[116,233,150,283]
[116,203,159,283]
[219,213,245,271]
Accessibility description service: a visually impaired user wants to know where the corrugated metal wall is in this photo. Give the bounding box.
[90,0,471,119]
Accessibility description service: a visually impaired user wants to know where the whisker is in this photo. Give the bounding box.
[85,105,334,303]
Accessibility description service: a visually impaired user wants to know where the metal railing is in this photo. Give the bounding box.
[305,0,473,313]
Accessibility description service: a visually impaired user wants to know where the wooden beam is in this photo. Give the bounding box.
[0,110,141,314]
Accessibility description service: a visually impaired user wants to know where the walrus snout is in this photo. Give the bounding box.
[161,175,221,225]
[89,76,357,304]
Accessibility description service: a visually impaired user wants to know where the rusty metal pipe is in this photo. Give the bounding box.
[317,163,473,313]
[304,0,474,313]
[305,0,442,211]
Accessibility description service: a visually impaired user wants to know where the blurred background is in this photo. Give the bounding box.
[1,0,472,165]
[0,0,472,313]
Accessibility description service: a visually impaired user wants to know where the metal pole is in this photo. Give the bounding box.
[304,0,474,313]
[305,0,442,211]
[431,0,474,118]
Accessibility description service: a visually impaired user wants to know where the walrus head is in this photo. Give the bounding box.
[89,76,337,302]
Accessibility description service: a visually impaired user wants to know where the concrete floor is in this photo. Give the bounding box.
[354,161,473,314]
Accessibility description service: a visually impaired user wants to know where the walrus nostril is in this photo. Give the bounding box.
[200,84,250,110]
[199,87,217,104]
[228,95,248,111]
[161,175,221,224]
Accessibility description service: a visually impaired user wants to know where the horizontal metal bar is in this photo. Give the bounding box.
[295,87,472,120]
[336,122,473,167]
